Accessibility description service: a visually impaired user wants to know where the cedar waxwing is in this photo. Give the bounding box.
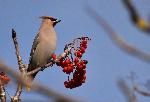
[27,16,61,90]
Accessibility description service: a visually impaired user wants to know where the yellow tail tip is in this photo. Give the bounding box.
[26,85,31,92]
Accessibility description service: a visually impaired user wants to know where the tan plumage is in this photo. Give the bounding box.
[27,16,61,90]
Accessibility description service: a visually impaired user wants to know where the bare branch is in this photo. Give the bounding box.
[134,85,150,97]
[11,84,22,102]
[85,6,150,63]
[117,78,137,102]
[0,85,6,102]
[12,29,27,101]
[122,0,139,22]
[122,0,150,33]
[12,29,26,71]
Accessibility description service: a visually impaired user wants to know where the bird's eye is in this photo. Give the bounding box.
[50,17,57,21]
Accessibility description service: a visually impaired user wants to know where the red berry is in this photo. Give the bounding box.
[64,81,69,88]
[51,53,57,60]
[83,70,86,74]
[3,76,10,82]
[82,64,86,69]
[61,60,67,67]
[61,37,90,89]
[75,51,82,58]
[82,75,86,83]
[77,63,83,70]
[65,58,71,64]
[67,66,73,73]
[82,40,87,45]
[80,47,85,54]
[80,60,84,64]
[0,72,5,76]
[70,79,74,83]
[63,67,68,73]
[0,76,10,84]
[73,75,78,80]
[63,66,73,74]
[80,43,87,49]
[74,57,79,64]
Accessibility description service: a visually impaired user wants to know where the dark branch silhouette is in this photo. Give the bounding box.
[122,0,150,33]
[0,85,6,102]
[117,78,137,102]
[134,85,150,97]
[85,6,150,63]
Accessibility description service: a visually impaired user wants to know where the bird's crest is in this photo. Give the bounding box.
[39,16,57,21]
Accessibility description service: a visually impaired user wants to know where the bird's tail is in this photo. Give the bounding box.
[26,84,31,91]
[25,73,37,92]
[25,76,32,92]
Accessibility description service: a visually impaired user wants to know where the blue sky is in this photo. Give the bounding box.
[0,0,150,102]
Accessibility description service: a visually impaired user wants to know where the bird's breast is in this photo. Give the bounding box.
[32,27,57,67]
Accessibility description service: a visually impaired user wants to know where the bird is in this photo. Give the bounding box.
[26,16,61,90]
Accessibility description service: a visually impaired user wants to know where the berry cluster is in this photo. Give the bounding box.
[52,37,91,89]
[0,72,10,85]
[64,59,88,89]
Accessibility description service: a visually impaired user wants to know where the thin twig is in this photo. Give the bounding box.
[123,0,150,33]
[11,84,22,102]
[134,85,150,97]
[0,62,82,102]
[12,29,26,71]
[12,29,27,102]
[117,78,137,102]
[122,0,139,22]
[85,6,150,63]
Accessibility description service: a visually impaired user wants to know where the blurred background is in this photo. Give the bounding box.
[0,0,150,102]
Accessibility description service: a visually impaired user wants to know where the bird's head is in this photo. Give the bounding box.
[39,16,61,26]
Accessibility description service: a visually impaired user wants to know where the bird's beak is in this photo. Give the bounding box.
[53,19,61,26]
[55,19,61,24]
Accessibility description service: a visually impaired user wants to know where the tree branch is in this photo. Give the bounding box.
[117,78,137,102]
[12,29,26,71]
[122,0,150,33]
[11,29,27,102]
[85,6,150,63]
[0,84,6,102]
[0,62,82,102]
[11,84,22,102]
[134,85,150,97]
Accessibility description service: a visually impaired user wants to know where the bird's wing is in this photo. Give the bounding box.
[28,33,40,71]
